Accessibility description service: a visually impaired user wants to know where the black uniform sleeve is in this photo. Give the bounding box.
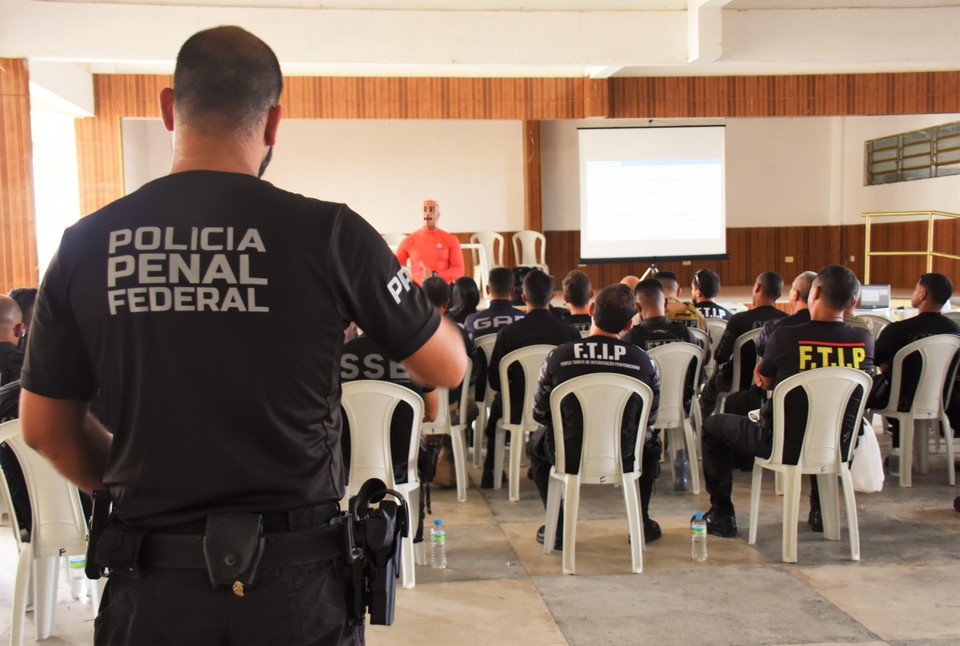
[713,323,737,365]
[329,207,440,361]
[873,325,898,368]
[21,234,97,400]
[488,329,507,392]
[532,350,558,427]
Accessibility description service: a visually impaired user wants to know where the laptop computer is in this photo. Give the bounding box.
[858,284,891,309]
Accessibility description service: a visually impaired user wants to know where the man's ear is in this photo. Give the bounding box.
[264,104,282,146]
[12,323,23,339]
[588,301,596,317]
[563,294,571,304]
[159,88,175,132]
[621,318,634,333]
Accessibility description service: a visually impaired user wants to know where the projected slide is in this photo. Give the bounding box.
[579,126,726,261]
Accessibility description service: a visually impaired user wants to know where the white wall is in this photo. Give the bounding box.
[540,114,960,231]
[120,118,525,234]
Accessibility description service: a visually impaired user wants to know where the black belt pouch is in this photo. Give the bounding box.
[203,513,266,589]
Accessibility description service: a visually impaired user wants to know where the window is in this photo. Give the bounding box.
[865,120,960,186]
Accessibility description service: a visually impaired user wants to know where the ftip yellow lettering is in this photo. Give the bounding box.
[851,347,865,368]
[799,345,813,370]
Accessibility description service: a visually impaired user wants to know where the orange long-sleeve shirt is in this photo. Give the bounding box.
[395,229,464,284]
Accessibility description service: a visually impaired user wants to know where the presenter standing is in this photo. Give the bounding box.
[396,200,465,284]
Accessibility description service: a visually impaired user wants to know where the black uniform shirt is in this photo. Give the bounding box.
[756,309,811,358]
[695,300,732,321]
[624,316,694,351]
[874,312,960,409]
[714,304,789,387]
[566,314,593,334]
[0,342,24,386]
[22,171,440,528]
[464,299,524,401]
[759,321,874,463]
[532,336,660,473]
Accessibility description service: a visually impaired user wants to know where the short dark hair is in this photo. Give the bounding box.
[421,277,451,308]
[655,270,679,292]
[562,270,592,308]
[757,271,783,300]
[634,278,664,310]
[488,267,515,298]
[174,26,282,133]
[692,269,720,299]
[522,269,554,307]
[815,265,859,310]
[919,272,954,306]
[8,288,37,315]
[593,284,637,334]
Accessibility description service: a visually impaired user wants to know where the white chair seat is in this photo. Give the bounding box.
[748,367,873,563]
[543,373,654,575]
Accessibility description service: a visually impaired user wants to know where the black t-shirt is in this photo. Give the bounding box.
[22,171,440,528]
[624,316,695,351]
[695,300,732,321]
[567,314,593,334]
[532,336,660,473]
[464,299,524,400]
[759,321,874,463]
[0,342,24,386]
[714,304,788,387]
[756,309,811,358]
[874,312,960,409]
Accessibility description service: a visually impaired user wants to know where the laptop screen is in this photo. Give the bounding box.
[859,284,891,309]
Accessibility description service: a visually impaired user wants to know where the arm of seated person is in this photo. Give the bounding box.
[19,389,112,494]
[422,389,439,423]
[403,316,467,389]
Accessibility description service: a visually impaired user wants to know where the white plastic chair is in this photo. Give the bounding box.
[469,231,505,269]
[859,313,892,339]
[944,311,960,324]
[511,230,548,272]
[704,318,728,377]
[866,334,960,487]
[715,327,763,414]
[472,334,498,468]
[341,381,423,588]
[421,358,472,502]
[494,344,556,501]
[543,374,654,575]
[748,367,872,563]
[648,343,703,495]
[0,419,99,645]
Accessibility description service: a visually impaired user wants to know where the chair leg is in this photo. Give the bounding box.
[473,398,488,468]
[748,463,763,545]
[900,415,914,487]
[943,413,956,486]
[839,465,860,561]
[493,423,506,490]
[508,428,523,502]
[915,419,930,475]
[544,476,561,556]
[401,488,418,588]
[34,555,59,640]
[622,475,643,574]
[11,543,32,646]
[683,419,701,495]
[562,477,581,575]
[817,474,841,541]
[450,427,468,502]
[781,470,802,563]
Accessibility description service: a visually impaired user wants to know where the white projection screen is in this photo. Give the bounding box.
[578,126,727,262]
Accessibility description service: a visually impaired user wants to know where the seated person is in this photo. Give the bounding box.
[447,276,480,325]
[698,265,874,537]
[700,271,788,417]
[870,273,960,472]
[560,270,594,333]
[691,269,732,321]
[481,270,580,487]
[624,279,695,350]
[422,276,476,413]
[656,271,705,330]
[527,284,662,547]
[464,267,525,406]
[7,287,36,351]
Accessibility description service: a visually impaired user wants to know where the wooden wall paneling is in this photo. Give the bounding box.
[75,115,124,216]
[522,120,542,238]
[0,58,39,291]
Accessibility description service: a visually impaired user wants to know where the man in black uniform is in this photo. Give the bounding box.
[0,295,26,538]
[480,270,580,487]
[561,270,593,333]
[691,269,732,321]
[700,271,788,416]
[19,26,466,646]
[625,279,696,350]
[698,265,873,537]
[527,284,661,546]
[726,271,817,416]
[870,273,960,473]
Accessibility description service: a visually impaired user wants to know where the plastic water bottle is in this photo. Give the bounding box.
[68,555,88,599]
[674,449,689,491]
[691,512,707,561]
[430,518,447,569]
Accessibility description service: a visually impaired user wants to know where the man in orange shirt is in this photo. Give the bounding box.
[396,199,465,284]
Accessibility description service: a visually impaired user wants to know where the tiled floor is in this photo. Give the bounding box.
[3,426,957,646]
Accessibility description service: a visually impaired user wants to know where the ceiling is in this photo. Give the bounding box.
[3,0,959,81]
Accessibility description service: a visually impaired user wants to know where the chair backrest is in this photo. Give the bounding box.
[768,367,873,470]
[549,373,653,482]
[341,381,424,490]
[688,327,710,353]
[499,344,555,431]
[512,230,546,267]
[944,311,960,324]
[381,232,407,250]
[647,343,702,428]
[859,313,892,339]
[887,334,960,418]
[704,318,727,373]
[474,332,498,364]
[730,327,764,391]
[0,419,88,558]
[469,231,505,268]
